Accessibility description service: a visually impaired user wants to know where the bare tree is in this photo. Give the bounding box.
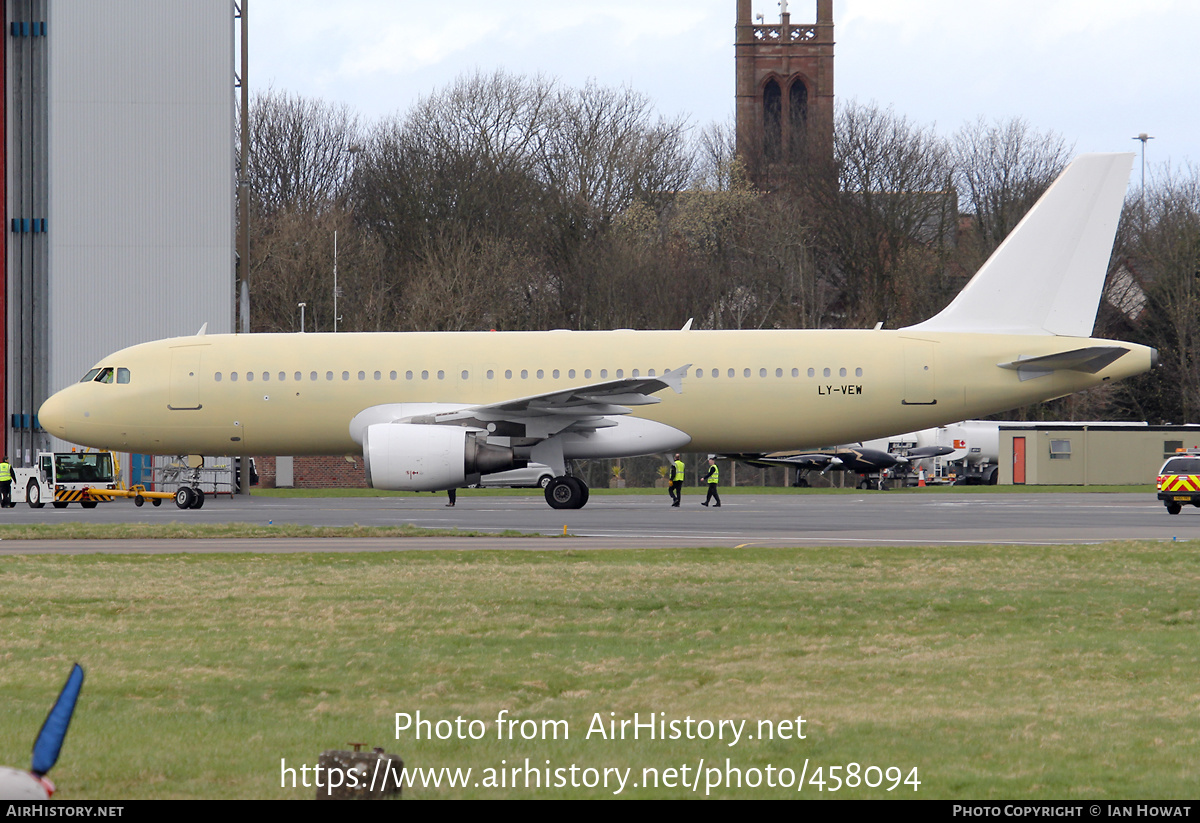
[818,100,956,328]
[952,117,1072,263]
[247,89,362,217]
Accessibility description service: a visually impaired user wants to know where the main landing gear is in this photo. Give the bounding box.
[544,476,589,509]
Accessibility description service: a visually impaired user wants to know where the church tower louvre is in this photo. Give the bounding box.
[735,0,834,185]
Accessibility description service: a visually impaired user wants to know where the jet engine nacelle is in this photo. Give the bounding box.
[363,423,518,491]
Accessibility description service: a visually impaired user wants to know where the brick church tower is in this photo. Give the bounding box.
[735,0,835,183]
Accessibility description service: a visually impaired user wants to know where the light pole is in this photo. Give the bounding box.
[1132,133,1154,217]
[298,302,306,333]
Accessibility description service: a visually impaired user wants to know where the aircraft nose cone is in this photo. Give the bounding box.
[38,390,72,436]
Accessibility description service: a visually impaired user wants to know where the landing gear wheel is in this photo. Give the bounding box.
[1167,502,1182,515]
[27,480,44,509]
[189,489,205,509]
[175,487,195,509]
[545,476,589,509]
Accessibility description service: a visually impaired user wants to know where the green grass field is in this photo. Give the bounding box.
[2,541,1197,799]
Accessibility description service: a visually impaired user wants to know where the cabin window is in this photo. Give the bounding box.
[231,372,239,382]
[744,368,751,378]
[632,369,639,378]
[823,368,831,378]
[389,371,397,380]
[569,369,576,379]
[487,370,494,379]
[295,372,302,381]
[808,368,815,378]
[80,369,101,383]
[600,369,608,378]
[759,368,767,378]
[117,368,131,384]
[537,369,544,379]
[246,372,254,382]
[616,369,624,378]
[406,371,414,380]
[776,368,783,378]
[326,371,334,381]
[727,369,734,378]
[505,370,513,379]
[342,371,350,381]
[856,368,863,377]
[437,370,445,380]
[585,369,592,378]
[357,371,365,381]
[461,370,469,380]
[521,370,528,379]
[262,372,270,382]
[421,370,429,380]
[373,371,381,381]
[215,372,222,382]
[553,369,561,379]
[695,369,703,379]
[792,368,799,377]
[839,368,847,378]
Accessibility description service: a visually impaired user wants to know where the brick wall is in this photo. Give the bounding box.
[254,455,368,489]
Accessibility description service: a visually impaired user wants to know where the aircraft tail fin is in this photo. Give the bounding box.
[903,153,1134,336]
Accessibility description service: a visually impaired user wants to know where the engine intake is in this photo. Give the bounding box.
[363,423,518,491]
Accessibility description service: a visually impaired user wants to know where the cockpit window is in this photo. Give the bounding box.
[80,369,101,383]
[117,368,130,384]
[95,368,115,384]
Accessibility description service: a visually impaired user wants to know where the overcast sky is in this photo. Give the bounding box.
[250,0,1198,176]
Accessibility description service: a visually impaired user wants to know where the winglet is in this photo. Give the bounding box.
[196,323,208,337]
[31,664,84,777]
[661,364,692,394]
[681,318,694,331]
[903,153,1134,336]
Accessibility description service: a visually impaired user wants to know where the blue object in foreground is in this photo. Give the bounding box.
[31,664,84,777]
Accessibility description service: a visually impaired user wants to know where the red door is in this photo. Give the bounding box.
[1013,437,1026,485]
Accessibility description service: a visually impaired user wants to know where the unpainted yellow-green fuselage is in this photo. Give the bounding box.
[38,329,1155,456]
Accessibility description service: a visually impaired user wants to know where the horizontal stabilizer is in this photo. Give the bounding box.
[998,346,1129,381]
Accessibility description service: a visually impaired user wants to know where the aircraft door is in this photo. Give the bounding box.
[901,338,937,405]
[168,346,206,411]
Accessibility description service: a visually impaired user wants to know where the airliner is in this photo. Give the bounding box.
[38,153,1155,509]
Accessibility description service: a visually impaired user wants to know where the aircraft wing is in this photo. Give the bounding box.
[399,365,691,439]
[731,447,904,473]
[729,452,844,471]
[349,366,692,444]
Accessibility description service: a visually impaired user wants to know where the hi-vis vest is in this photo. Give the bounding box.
[707,464,719,484]
[673,460,685,481]
[0,462,11,482]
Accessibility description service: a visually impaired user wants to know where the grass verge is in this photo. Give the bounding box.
[1,541,1197,799]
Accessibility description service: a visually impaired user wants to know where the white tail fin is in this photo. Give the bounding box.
[904,153,1134,336]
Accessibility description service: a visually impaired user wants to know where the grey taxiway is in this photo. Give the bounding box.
[0,490,1187,554]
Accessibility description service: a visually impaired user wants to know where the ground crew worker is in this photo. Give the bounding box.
[702,458,721,507]
[0,456,12,508]
[669,453,685,507]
